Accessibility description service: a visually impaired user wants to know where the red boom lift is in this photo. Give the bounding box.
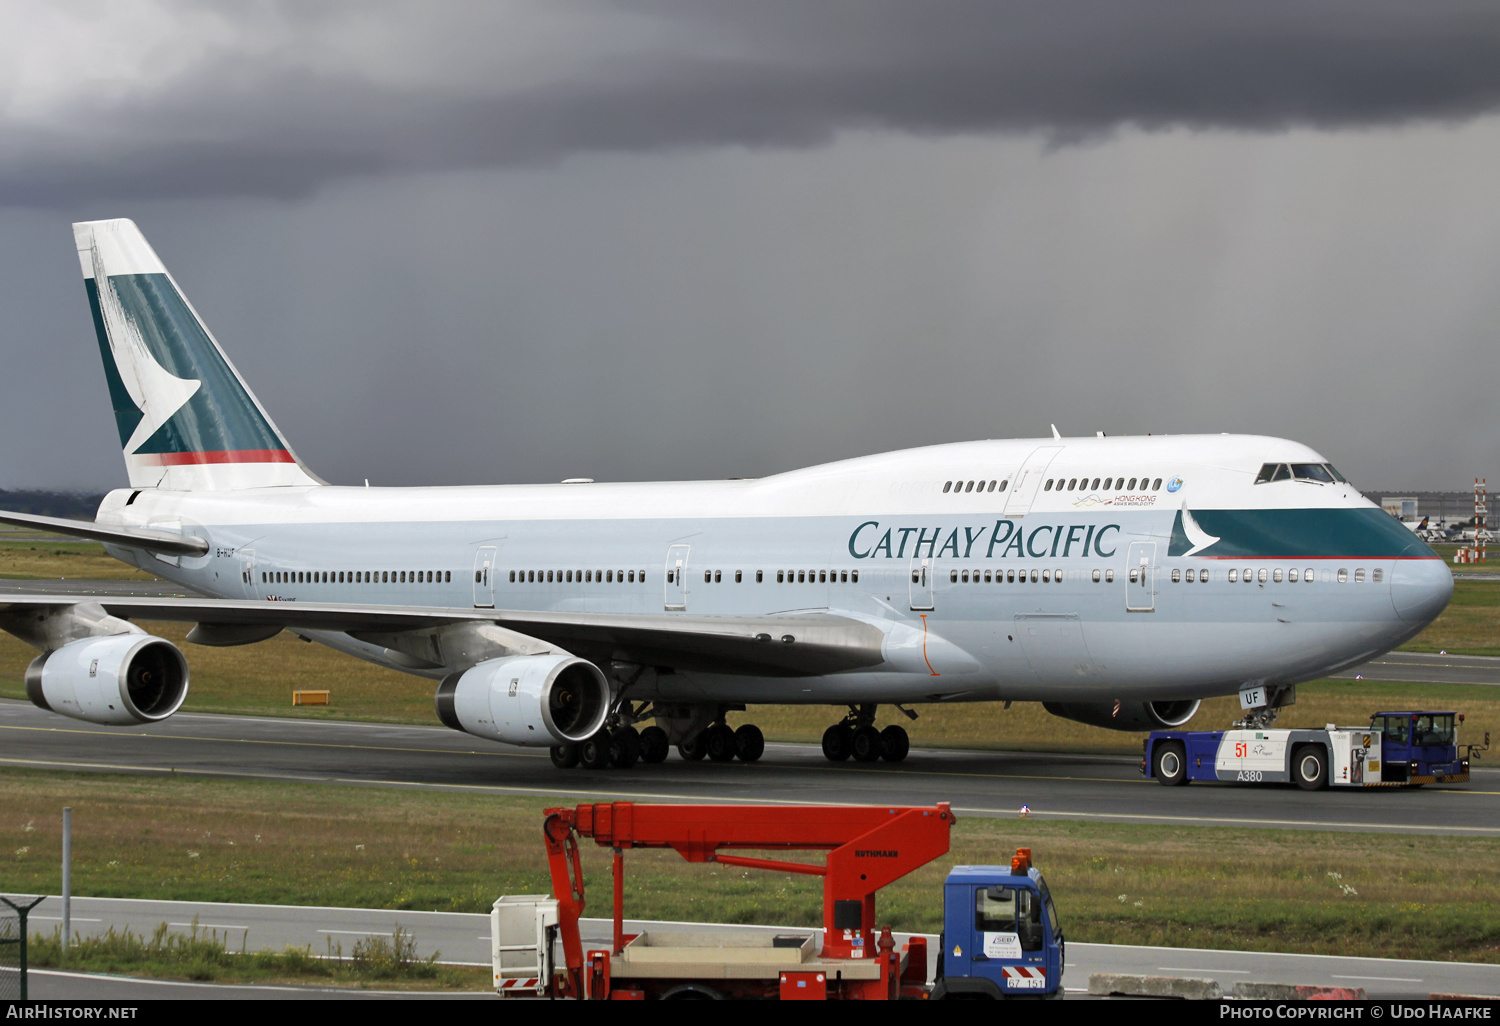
[514,802,955,999]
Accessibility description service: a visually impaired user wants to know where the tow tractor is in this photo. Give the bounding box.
[1144,710,1488,789]
[492,802,1064,1000]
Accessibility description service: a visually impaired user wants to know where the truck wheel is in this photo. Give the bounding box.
[1153,740,1188,786]
[880,725,910,762]
[852,725,885,762]
[639,726,670,764]
[734,724,765,763]
[705,724,738,763]
[549,743,579,769]
[1293,745,1328,791]
[821,724,853,762]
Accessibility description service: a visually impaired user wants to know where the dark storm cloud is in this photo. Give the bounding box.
[6,1,1500,205]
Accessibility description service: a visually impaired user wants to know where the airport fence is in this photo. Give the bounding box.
[0,897,45,1001]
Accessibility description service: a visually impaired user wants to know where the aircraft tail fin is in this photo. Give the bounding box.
[74,219,321,491]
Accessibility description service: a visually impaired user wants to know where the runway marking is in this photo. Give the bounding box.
[168,922,246,931]
[0,722,543,760]
[1329,675,1500,686]
[1159,967,1250,973]
[1332,974,1423,983]
[947,805,1500,834]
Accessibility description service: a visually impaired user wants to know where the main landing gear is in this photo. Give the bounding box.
[820,704,911,764]
[549,703,766,771]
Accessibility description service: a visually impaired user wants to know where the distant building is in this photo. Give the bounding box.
[1382,496,1418,519]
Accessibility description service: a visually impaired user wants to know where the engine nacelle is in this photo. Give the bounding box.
[26,635,189,726]
[434,653,610,746]
[1042,698,1201,732]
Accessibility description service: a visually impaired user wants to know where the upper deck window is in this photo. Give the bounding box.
[1292,463,1336,483]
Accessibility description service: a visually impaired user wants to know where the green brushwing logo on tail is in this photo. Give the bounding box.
[86,272,290,462]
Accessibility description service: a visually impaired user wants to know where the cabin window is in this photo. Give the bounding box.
[998,479,1009,491]
[1229,569,1238,583]
[1288,568,1298,583]
[1338,568,1348,583]
[851,570,858,583]
[1102,478,1112,490]
[1127,477,1137,490]
[1092,569,1101,582]
[777,571,785,583]
[1042,569,1051,583]
[1171,569,1181,583]
[1258,568,1268,583]
[1273,568,1283,583]
[1373,568,1383,583]
[987,480,997,492]
[1153,478,1163,490]
[798,571,806,583]
[1354,568,1365,583]
[1105,569,1114,583]
[944,481,953,493]
[1129,568,1139,583]
[1030,569,1040,583]
[983,570,992,583]
[735,570,743,583]
[1044,479,1053,491]
[951,570,959,583]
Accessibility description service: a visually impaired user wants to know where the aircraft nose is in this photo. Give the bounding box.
[1390,558,1454,624]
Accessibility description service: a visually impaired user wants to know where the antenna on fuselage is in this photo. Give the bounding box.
[1050,424,1061,440]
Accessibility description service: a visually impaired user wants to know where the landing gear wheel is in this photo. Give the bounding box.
[879,725,910,763]
[639,726,670,764]
[1293,745,1328,791]
[821,724,853,762]
[1153,740,1188,786]
[734,724,765,763]
[852,725,884,763]
[549,743,579,769]
[609,727,641,769]
[580,732,612,770]
[705,724,738,763]
[678,735,707,761]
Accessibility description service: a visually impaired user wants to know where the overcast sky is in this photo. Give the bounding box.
[2,1,1499,493]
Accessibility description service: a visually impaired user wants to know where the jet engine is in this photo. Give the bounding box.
[434,653,610,746]
[26,635,189,726]
[1042,699,1201,732]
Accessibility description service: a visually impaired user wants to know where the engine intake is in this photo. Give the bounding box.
[1042,698,1201,732]
[434,653,609,746]
[26,635,189,726]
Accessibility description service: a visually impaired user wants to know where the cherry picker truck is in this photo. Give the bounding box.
[491,802,1065,1000]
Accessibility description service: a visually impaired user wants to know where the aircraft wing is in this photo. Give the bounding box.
[0,510,208,556]
[0,592,887,677]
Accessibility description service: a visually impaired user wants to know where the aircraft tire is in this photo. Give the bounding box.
[678,735,707,761]
[549,743,580,769]
[821,724,853,762]
[609,727,641,769]
[734,724,765,763]
[879,725,910,762]
[705,724,738,763]
[1153,741,1188,786]
[639,726,670,764]
[852,725,884,763]
[580,732,613,770]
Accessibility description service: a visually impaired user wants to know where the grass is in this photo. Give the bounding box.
[25,921,487,989]
[0,544,1497,754]
[1,767,1496,965]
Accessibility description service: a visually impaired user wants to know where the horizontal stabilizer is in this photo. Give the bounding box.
[0,510,208,556]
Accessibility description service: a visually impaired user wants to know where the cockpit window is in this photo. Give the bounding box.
[1257,462,1344,484]
[1292,463,1335,483]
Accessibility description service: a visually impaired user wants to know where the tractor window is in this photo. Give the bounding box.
[975,887,1017,934]
[1376,715,1410,745]
[1413,714,1455,747]
[1039,878,1062,938]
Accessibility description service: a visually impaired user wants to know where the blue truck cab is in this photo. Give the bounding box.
[933,850,1064,999]
[1369,711,1477,785]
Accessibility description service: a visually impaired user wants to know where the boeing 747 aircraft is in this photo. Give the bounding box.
[0,219,1454,772]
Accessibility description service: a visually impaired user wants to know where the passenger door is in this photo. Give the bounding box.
[1003,446,1063,518]
[909,554,935,610]
[472,546,497,608]
[665,544,690,611]
[1125,540,1156,612]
